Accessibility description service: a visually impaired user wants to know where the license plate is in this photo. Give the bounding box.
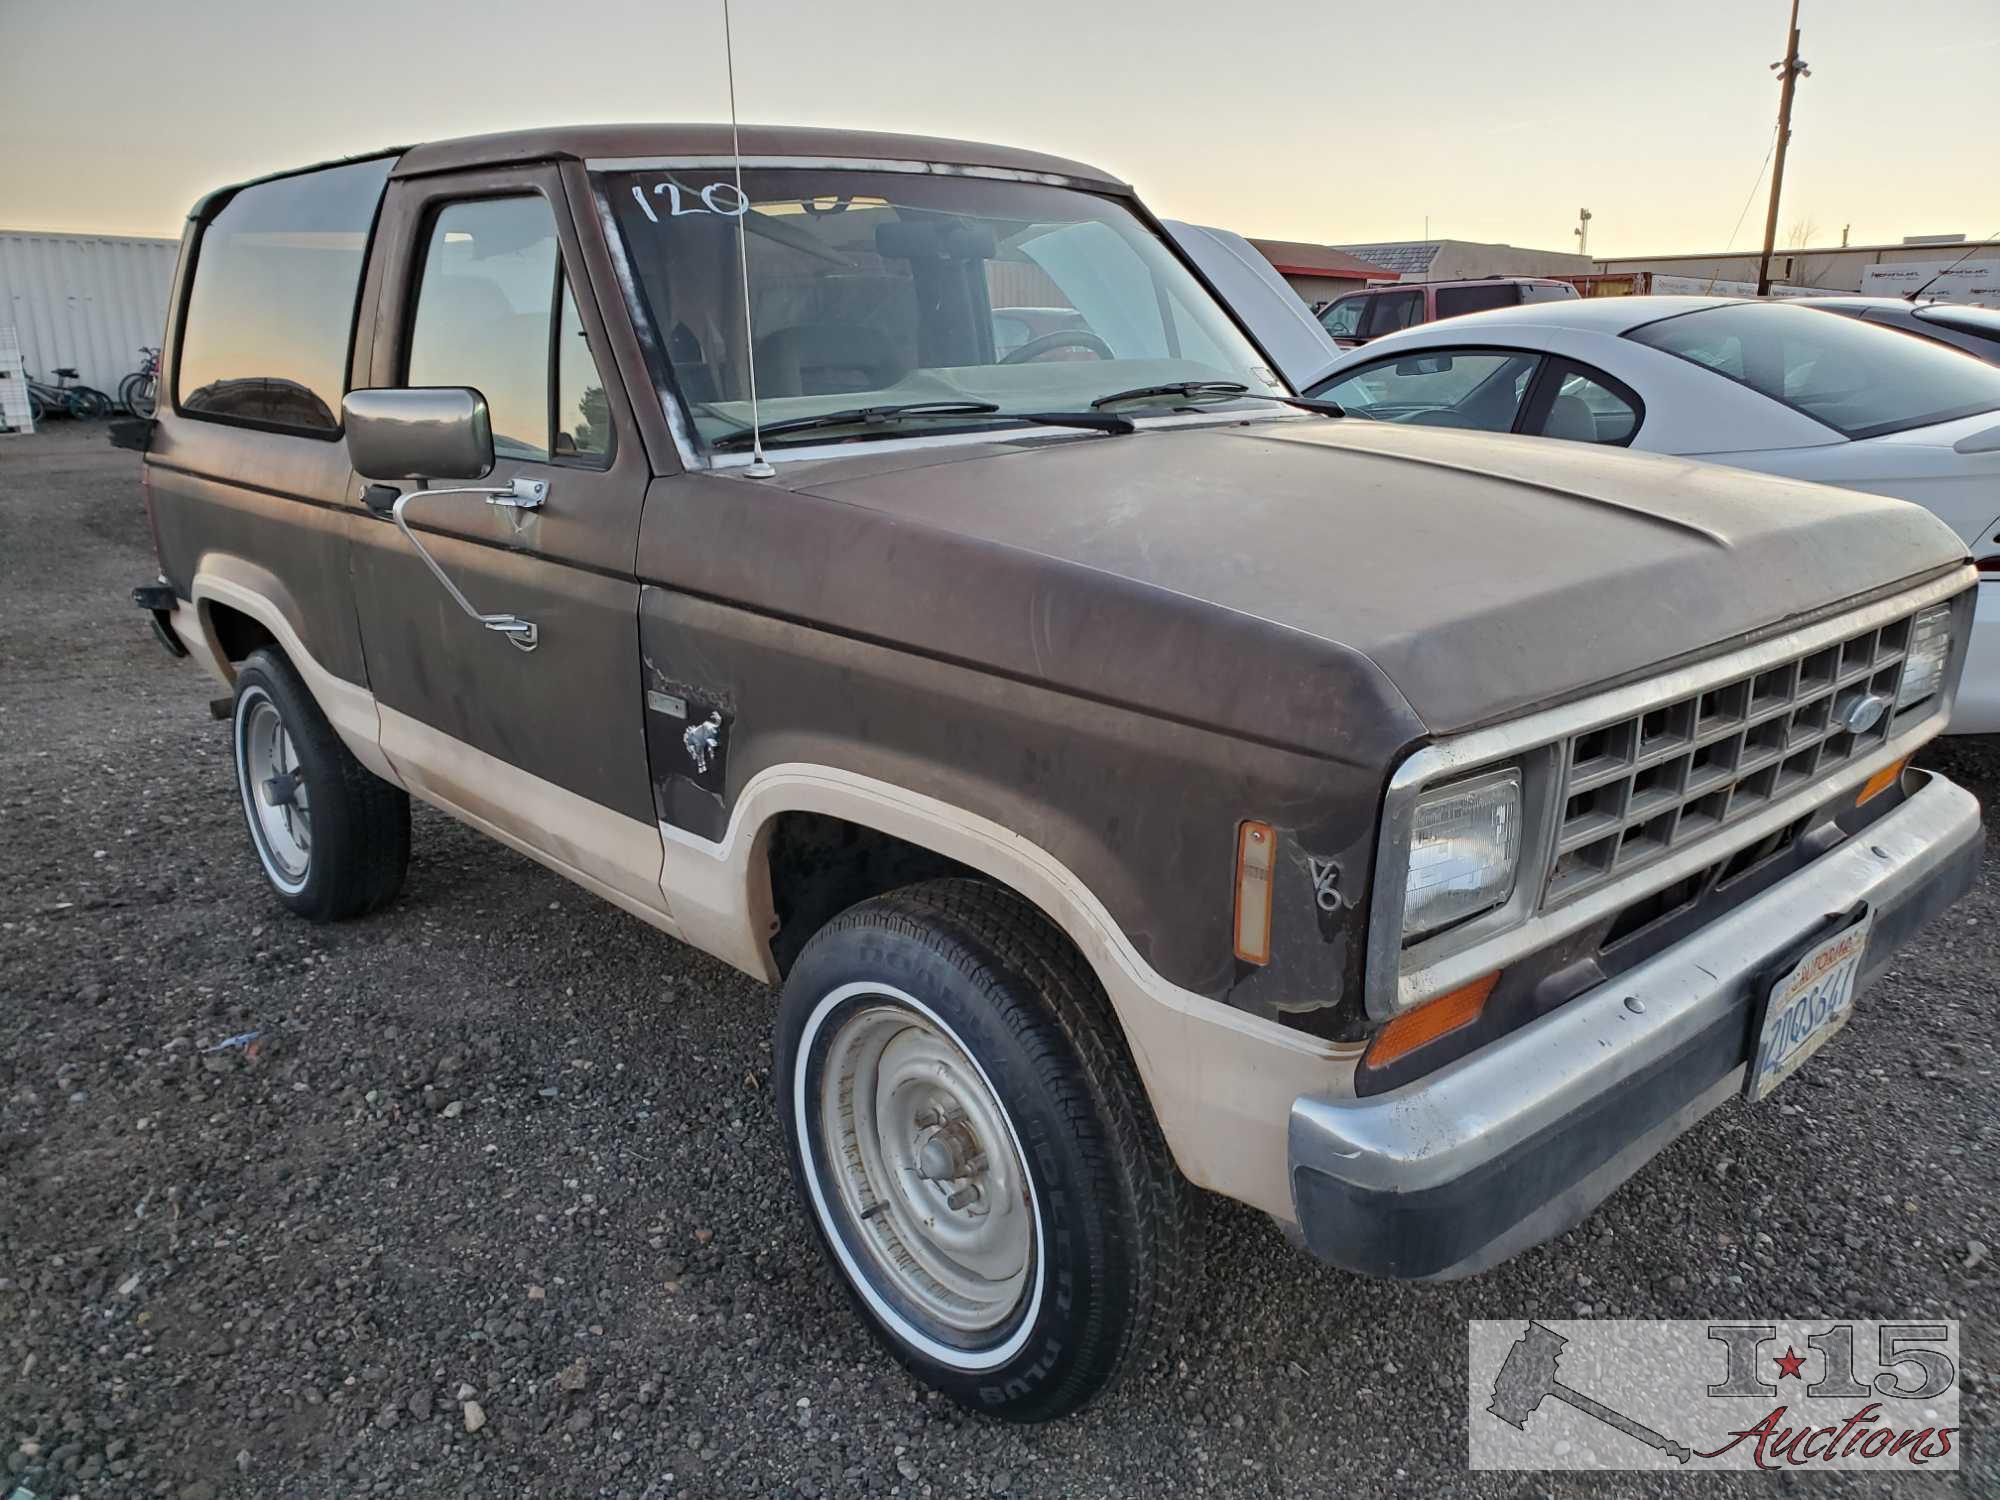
[1746,910,1872,1102]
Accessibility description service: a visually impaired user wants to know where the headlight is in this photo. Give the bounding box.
[1403,766,1523,942]
[1895,606,1953,710]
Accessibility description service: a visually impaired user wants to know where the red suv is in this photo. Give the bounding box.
[1318,276,1579,347]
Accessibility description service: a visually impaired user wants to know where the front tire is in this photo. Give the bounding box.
[230,647,410,921]
[775,880,1201,1421]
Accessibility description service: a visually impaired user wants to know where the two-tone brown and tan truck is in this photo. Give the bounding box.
[130,124,1982,1419]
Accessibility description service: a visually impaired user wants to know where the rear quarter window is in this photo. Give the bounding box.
[1628,301,2000,439]
[1434,283,1517,318]
[176,157,394,434]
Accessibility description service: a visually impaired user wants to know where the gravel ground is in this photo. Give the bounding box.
[1,425,1994,1499]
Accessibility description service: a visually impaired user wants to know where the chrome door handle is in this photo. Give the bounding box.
[376,477,549,652]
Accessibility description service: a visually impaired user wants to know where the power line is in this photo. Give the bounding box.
[1724,128,1779,256]
[1704,127,1779,293]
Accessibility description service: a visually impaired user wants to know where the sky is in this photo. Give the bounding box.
[2,0,1995,258]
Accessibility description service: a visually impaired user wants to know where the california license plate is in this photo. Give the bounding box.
[1746,910,1872,1102]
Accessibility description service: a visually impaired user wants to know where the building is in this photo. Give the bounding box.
[1593,236,2000,302]
[1246,239,1398,306]
[1327,238,1595,284]
[0,230,179,399]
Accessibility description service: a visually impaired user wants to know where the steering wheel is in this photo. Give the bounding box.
[1000,329,1114,364]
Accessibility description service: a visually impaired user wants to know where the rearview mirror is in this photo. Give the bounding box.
[1395,355,1454,376]
[343,387,494,482]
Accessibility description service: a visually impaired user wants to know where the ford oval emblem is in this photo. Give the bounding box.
[1834,689,1890,735]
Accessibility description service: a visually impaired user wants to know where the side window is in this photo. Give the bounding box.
[407,195,612,465]
[1314,348,1542,432]
[1531,362,1641,444]
[555,276,612,462]
[1361,290,1425,338]
[177,156,393,433]
[1320,295,1367,339]
[1434,283,1517,319]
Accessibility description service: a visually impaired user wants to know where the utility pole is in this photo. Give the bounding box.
[1756,0,1810,296]
[1574,208,1593,256]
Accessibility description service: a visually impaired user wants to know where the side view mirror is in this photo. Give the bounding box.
[343,387,495,482]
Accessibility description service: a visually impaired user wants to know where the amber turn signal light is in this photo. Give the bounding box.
[1366,971,1500,1069]
[1232,820,1276,964]
[1855,756,1910,807]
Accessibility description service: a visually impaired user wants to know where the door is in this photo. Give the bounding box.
[349,165,667,917]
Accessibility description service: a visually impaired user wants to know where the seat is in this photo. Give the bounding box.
[753,323,905,397]
[1541,392,1601,442]
[53,366,78,379]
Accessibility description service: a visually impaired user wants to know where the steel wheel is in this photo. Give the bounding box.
[802,984,1040,1359]
[235,684,312,892]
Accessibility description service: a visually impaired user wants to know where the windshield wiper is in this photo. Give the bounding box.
[710,400,999,449]
[1091,381,1253,408]
[1089,381,1345,418]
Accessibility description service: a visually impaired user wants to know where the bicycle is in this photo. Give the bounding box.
[119,347,161,418]
[26,367,114,421]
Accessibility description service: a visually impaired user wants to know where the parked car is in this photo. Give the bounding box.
[1302,296,2000,731]
[1793,295,2000,365]
[132,128,1981,1420]
[1316,276,1579,347]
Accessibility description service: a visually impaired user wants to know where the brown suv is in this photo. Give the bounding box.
[132,124,1981,1420]
[1318,275,1580,346]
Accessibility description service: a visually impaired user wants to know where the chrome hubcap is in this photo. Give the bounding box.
[240,695,310,885]
[818,1003,1034,1337]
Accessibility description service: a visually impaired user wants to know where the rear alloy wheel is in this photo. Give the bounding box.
[230,647,410,921]
[775,879,1201,1420]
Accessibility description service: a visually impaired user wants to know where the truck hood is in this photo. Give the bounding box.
[772,417,1967,737]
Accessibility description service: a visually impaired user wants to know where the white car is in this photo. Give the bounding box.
[1298,297,2000,731]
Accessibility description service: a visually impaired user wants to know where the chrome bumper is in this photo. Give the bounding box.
[1289,768,1983,1279]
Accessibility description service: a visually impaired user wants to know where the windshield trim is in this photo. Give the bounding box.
[584,154,1118,191]
[1623,301,2000,441]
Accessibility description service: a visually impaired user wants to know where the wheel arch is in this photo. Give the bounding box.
[664,764,1352,1220]
[188,560,400,785]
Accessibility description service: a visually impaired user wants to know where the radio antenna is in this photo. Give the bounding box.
[722,0,773,476]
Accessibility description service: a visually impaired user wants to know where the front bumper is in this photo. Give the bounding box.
[1289,768,1982,1279]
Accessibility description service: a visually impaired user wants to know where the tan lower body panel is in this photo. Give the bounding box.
[662,765,1361,1223]
[185,568,400,785]
[375,704,678,937]
[177,579,677,937]
[172,583,1346,1222]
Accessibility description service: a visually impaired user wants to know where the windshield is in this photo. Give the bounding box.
[598,167,1284,451]
[1319,295,1366,339]
[1627,301,2000,439]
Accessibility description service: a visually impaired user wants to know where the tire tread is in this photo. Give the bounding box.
[804,877,1204,1417]
[237,648,409,921]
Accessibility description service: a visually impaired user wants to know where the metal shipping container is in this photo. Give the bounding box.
[0,231,178,402]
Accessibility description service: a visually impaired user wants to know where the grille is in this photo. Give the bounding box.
[1543,611,1916,907]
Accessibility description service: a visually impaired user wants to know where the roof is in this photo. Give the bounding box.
[1354,294,1744,344]
[1246,238,1397,281]
[1326,241,1443,277]
[390,123,1128,191]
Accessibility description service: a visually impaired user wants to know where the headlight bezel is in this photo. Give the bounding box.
[1400,765,1525,943]
[1894,605,1953,711]
[1366,740,1566,1022]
